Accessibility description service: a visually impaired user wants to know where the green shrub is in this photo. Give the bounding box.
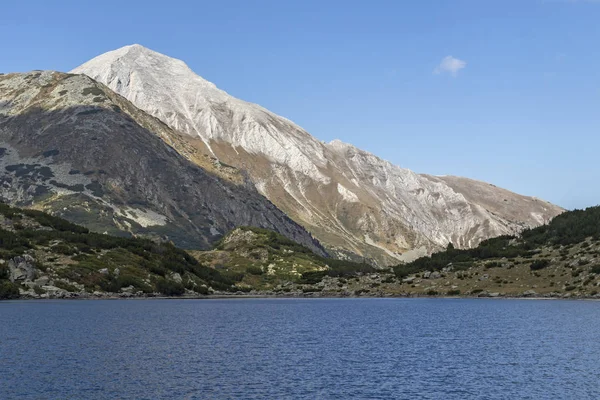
[530,259,550,270]
[298,270,326,284]
[33,286,46,295]
[393,265,420,279]
[53,243,75,255]
[302,287,322,293]
[195,285,210,295]
[447,289,461,296]
[246,266,264,276]
[53,280,79,293]
[0,281,20,299]
[155,278,185,296]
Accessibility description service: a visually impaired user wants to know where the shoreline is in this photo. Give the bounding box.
[5,292,600,302]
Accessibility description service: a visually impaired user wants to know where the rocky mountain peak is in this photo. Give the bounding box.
[72,47,564,265]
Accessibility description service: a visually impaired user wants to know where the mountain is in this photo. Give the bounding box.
[0,71,326,256]
[72,44,564,265]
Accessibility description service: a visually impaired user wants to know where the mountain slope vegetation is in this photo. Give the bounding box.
[2,203,600,300]
[0,202,371,299]
[0,202,236,299]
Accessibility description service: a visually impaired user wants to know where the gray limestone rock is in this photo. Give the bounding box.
[8,255,36,282]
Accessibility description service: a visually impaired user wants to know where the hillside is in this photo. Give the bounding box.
[0,71,325,256]
[203,205,600,299]
[2,203,599,300]
[0,203,370,299]
[72,44,563,265]
[190,226,375,292]
[0,202,235,299]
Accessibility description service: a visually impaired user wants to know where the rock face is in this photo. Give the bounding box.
[8,255,36,282]
[0,71,326,255]
[71,45,564,265]
[71,44,564,265]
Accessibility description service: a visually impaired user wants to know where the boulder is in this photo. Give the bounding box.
[34,276,50,286]
[121,285,135,293]
[8,255,36,282]
[41,285,68,298]
[171,272,182,283]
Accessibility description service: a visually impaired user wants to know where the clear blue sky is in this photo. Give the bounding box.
[2,0,599,209]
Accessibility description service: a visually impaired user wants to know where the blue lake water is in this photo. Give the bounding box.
[1,298,599,399]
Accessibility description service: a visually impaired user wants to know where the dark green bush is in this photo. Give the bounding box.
[53,280,79,293]
[298,270,326,284]
[155,278,185,296]
[302,287,322,293]
[0,281,20,299]
[246,266,264,276]
[530,259,550,271]
[485,261,501,269]
[53,243,75,255]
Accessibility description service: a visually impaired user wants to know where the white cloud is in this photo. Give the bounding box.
[434,56,467,77]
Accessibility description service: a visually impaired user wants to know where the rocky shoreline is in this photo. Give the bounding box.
[8,290,600,301]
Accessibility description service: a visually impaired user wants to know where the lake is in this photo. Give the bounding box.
[1,298,599,399]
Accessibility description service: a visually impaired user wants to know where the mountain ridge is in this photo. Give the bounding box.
[71,44,563,265]
[0,70,326,256]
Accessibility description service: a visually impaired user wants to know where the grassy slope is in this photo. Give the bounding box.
[2,202,600,299]
[0,203,372,299]
[190,226,375,292]
[385,206,600,297]
[195,207,600,298]
[0,203,234,299]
